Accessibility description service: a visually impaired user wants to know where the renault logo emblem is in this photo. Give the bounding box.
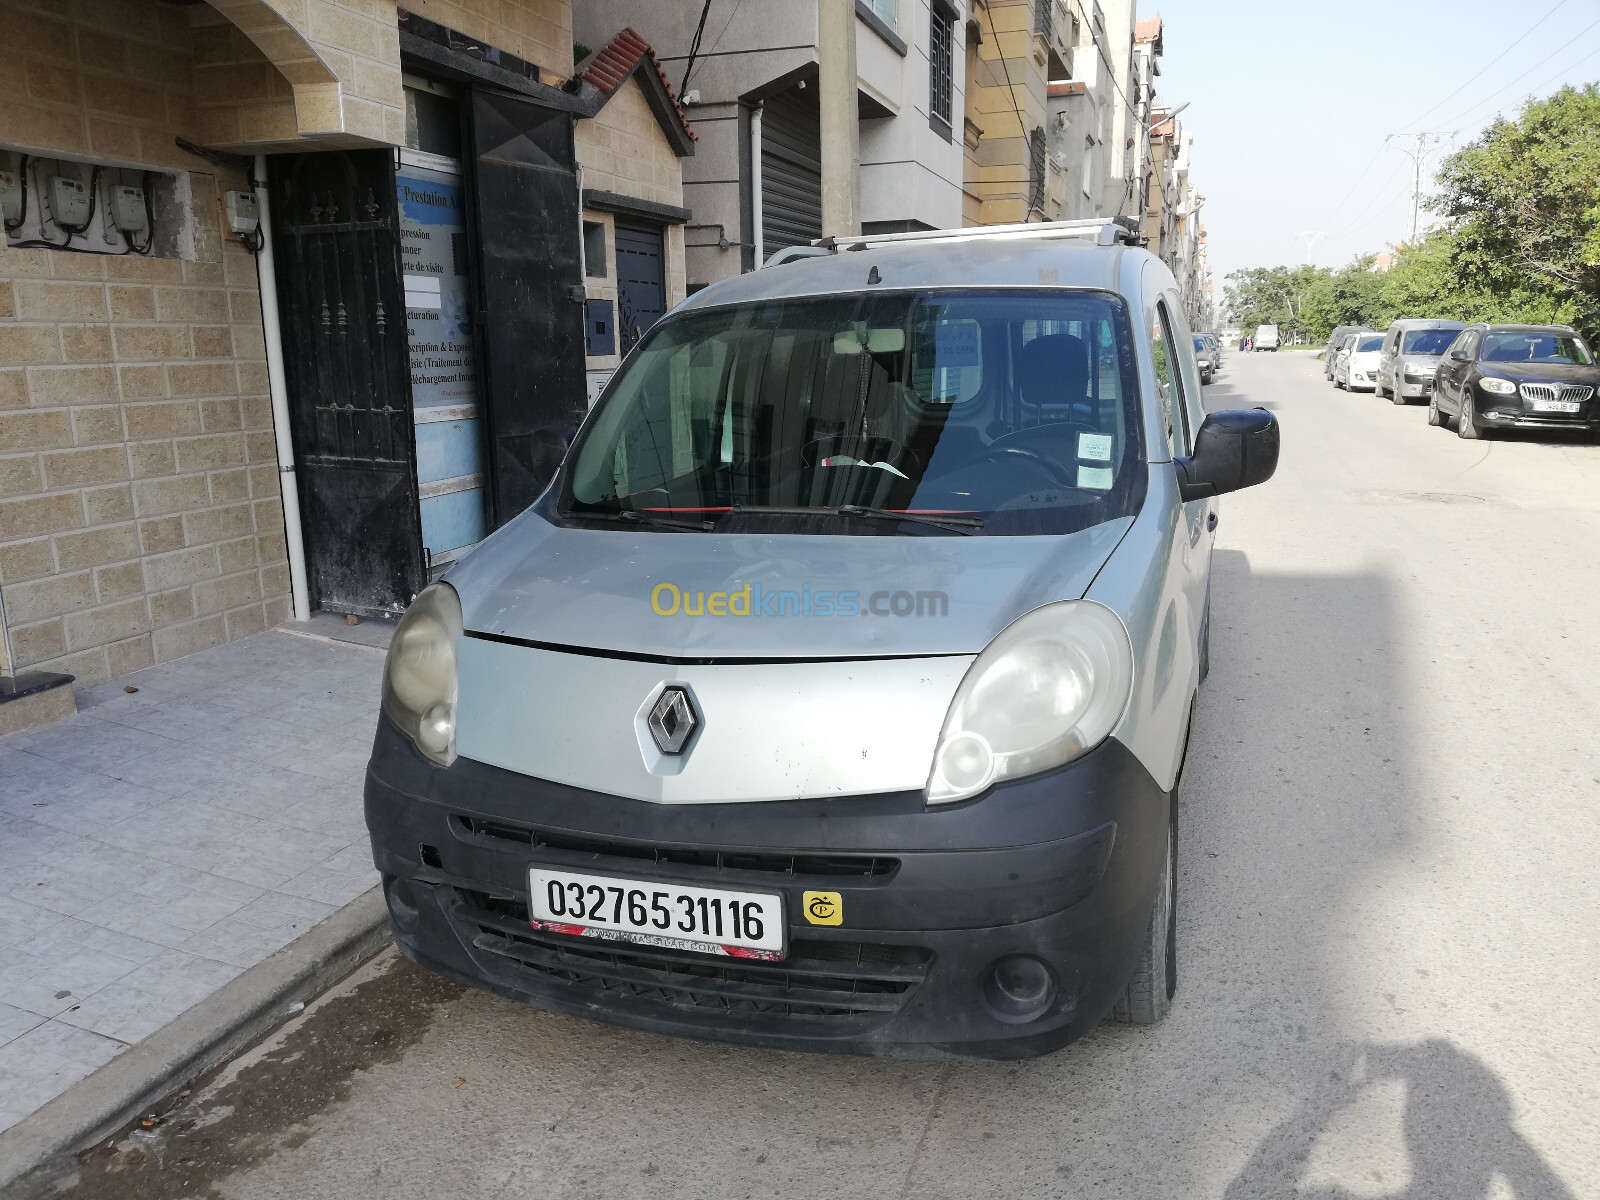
[647,685,699,756]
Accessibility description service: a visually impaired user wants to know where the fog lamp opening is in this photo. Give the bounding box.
[982,955,1057,1024]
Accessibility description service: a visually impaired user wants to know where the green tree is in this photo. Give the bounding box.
[1432,83,1600,339]
[1222,265,1330,343]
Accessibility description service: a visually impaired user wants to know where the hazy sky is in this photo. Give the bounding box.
[1151,0,1600,286]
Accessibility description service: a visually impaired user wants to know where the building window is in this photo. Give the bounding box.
[583,220,607,277]
[929,0,955,139]
[1029,126,1047,212]
[864,0,897,26]
[1035,0,1054,41]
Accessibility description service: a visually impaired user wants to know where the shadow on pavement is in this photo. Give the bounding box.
[1224,1039,1575,1200]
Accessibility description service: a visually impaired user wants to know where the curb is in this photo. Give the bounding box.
[0,886,391,1194]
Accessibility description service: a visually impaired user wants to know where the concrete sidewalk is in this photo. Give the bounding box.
[0,619,390,1135]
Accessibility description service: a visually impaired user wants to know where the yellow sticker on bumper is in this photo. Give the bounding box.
[802,891,842,926]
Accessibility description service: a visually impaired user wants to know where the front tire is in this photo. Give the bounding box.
[1457,388,1482,439]
[1427,390,1444,426]
[1390,380,1408,405]
[1113,797,1176,1025]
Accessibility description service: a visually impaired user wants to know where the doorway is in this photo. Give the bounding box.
[614,223,666,355]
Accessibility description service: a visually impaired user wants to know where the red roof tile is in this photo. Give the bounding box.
[578,28,697,142]
[1047,81,1087,97]
[1134,14,1163,43]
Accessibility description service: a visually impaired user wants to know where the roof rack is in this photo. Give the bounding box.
[766,216,1145,267]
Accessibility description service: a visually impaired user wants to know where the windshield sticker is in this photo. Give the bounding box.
[1077,433,1113,461]
[650,583,949,618]
[932,321,980,365]
[1077,465,1114,490]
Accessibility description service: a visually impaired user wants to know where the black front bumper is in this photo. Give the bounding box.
[364,715,1171,1059]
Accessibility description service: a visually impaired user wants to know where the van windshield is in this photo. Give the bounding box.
[1402,329,1460,354]
[562,289,1147,537]
[1357,336,1384,352]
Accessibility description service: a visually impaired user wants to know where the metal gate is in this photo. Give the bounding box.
[468,89,587,526]
[270,150,422,616]
[614,223,666,355]
[760,90,822,260]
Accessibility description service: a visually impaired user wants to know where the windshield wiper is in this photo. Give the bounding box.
[570,509,713,532]
[712,504,981,535]
[837,505,983,534]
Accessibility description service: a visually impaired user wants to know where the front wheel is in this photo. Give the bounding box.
[1390,380,1408,406]
[1457,388,1482,439]
[1427,391,1444,426]
[1113,799,1176,1025]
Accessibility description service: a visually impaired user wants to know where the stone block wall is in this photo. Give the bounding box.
[0,0,290,684]
[405,0,574,77]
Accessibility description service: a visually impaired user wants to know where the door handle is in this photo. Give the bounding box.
[1207,511,1218,532]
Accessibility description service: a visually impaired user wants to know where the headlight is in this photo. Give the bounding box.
[1405,360,1436,374]
[925,601,1134,805]
[1478,377,1516,394]
[381,582,463,766]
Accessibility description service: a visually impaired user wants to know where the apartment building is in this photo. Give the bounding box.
[577,0,968,286]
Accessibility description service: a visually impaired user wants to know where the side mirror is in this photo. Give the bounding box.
[1175,409,1280,501]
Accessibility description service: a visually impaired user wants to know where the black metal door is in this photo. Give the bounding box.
[468,88,586,526]
[760,89,822,260]
[615,223,665,355]
[270,150,422,616]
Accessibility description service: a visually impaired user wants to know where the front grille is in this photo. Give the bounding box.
[453,815,899,882]
[1520,382,1594,404]
[453,890,931,1022]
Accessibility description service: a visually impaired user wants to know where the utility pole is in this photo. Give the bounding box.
[1385,131,1454,245]
[1293,230,1327,264]
[817,0,859,238]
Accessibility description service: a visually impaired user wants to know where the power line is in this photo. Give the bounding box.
[1317,0,1576,234]
[679,0,714,95]
[1402,0,1571,128]
[1324,155,1411,242]
[1434,20,1600,131]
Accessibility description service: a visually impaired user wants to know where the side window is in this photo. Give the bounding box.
[1149,300,1191,455]
[1459,330,1479,358]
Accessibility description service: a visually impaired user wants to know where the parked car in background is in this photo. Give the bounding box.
[1324,326,1369,380]
[1200,333,1223,374]
[365,219,1282,1059]
[1430,323,1600,440]
[1254,324,1280,351]
[1193,335,1215,383]
[1375,319,1467,404]
[1334,332,1385,391]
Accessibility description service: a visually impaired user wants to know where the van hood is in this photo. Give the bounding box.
[445,514,1135,659]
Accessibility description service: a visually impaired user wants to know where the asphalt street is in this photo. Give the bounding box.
[37,349,1600,1200]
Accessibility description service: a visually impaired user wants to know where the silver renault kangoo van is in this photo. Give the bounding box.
[365,218,1280,1059]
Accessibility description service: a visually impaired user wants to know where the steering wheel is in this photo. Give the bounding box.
[975,444,1077,488]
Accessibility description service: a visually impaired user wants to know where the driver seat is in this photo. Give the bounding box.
[1017,334,1096,426]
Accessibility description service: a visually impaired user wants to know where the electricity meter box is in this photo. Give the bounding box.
[106,184,148,236]
[225,190,259,236]
[0,170,21,226]
[45,173,91,231]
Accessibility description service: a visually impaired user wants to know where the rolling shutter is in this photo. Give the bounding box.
[760,91,822,259]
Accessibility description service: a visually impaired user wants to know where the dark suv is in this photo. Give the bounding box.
[1431,324,1600,440]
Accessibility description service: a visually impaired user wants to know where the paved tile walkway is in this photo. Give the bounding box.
[0,626,390,1133]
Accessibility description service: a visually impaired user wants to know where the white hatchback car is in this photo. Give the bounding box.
[1334,330,1385,391]
[366,219,1280,1059]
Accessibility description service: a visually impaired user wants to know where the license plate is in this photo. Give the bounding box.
[528,867,786,960]
[1532,399,1580,412]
